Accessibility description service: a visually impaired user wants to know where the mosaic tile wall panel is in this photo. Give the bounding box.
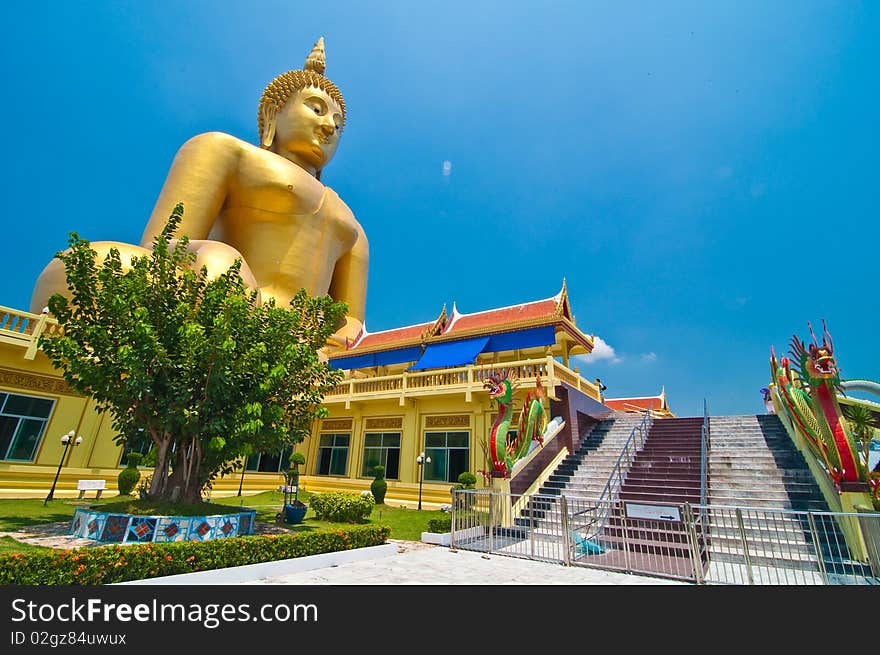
[68,510,258,543]
[99,514,132,543]
[154,517,194,543]
[70,510,109,540]
[187,516,216,541]
[213,515,239,539]
[238,511,256,536]
[126,517,158,543]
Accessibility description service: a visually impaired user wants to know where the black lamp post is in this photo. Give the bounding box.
[416,451,431,510]
[44,430,82,506]
[237,454,250,497]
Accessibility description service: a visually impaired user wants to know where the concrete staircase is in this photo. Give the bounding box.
[705,414,852,580]
[708,415,829,510]
[593,417,706,579]
[512,413,646,533]
[464,412,871,583]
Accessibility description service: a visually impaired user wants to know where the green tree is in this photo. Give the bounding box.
[845,404,876,471]
[39,204,345,503]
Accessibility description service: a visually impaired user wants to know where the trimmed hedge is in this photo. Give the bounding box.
[310,491,374,523]
[0,525,390,585]
[427,517,452,533]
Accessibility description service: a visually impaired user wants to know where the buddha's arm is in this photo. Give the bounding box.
[140,132,240,245]
[327,224,369,346]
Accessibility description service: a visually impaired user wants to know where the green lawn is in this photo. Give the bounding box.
[0,536,50,555]
[0,490,448,543]
[210,490,448,541]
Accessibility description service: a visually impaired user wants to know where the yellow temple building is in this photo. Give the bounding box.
[0,282,650,506]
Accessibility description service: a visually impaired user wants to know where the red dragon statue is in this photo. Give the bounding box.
[479,371,548,481]
[771,320,868,490]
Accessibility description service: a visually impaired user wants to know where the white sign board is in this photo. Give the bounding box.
[77,479,106,490]
[624,503,681,522]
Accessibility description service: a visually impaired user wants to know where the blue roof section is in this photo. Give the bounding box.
[483,325,556,353]
[329,345,423,370]
[409,336,490,371]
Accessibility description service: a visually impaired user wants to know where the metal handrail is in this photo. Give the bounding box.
[695,399,711,566]
[570,408,653,534]
[700,399,710,508]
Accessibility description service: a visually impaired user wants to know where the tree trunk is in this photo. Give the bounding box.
[149,437,170,497]
[164,437,203,504]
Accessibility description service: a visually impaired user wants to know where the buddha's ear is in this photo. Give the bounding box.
[259,104,277,149]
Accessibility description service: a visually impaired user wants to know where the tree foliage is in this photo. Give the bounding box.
[39,204,346,502]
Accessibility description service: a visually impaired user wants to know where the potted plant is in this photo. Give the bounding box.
[370,465,387,505]
[451,471,477,510]
[282,452,308,524]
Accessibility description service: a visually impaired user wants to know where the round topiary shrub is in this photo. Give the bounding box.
[290,451,306,469]
[457,472,477,488]
[117,453,142,496]
[451,471,478,510]
[370,465,387,505]
[310,491,374,523]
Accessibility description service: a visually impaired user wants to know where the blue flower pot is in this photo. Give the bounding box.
[284,503,307,524]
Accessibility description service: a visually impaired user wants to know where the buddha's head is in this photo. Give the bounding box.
[258,37,346,178]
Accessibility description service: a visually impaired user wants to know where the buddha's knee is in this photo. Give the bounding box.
[188,241,260,297]
[29,242,151,314]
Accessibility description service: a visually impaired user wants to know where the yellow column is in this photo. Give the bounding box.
[490,476,513,527]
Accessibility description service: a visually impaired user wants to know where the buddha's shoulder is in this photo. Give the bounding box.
[177,131,256,158]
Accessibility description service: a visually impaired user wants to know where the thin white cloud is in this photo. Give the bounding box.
[442,160,452,177]
[640,352,657,363]
[583,336,622,364]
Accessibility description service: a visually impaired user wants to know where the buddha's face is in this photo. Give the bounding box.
[272,87,343,172]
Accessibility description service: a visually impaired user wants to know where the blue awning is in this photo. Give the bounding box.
[409,336,490,371]
[329,345,424,370]
[483,326,557,353]
[328,353,377,370]
[374,345,423,366]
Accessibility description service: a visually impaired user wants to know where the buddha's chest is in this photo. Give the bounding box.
[224,155,358,249]
[230,155,330,215]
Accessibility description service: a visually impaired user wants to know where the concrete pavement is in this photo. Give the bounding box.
[127,539,689,585]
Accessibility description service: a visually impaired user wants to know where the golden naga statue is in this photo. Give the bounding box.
[30,37,367,349]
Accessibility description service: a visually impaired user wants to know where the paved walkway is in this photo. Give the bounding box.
[122,540,689,585]
[243,540,688,585]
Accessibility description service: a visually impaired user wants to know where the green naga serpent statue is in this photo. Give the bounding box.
[770,320,868,490]
[481,370,548,479]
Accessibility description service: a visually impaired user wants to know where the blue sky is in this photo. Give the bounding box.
[1,1,876,418]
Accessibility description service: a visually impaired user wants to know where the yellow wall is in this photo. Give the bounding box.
[298,394,496,507]
[0,341,497,507]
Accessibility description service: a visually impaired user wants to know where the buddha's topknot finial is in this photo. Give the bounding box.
[304,36,326,75]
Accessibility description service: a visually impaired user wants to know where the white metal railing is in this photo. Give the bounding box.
[697,399,711,565]
[450,489,880,585]
[700,400,710,506]
[325,355,602,403]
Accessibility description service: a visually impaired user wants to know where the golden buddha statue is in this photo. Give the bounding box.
[30,37,367,348]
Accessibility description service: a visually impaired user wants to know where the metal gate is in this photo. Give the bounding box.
[450,489,880,585]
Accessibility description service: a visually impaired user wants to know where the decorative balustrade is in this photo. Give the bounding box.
[0,306,60,360]
[325,355,601,406]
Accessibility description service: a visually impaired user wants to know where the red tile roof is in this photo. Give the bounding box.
[442,298,560,335]
[352,322,436,350]
[603,397,664,412]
